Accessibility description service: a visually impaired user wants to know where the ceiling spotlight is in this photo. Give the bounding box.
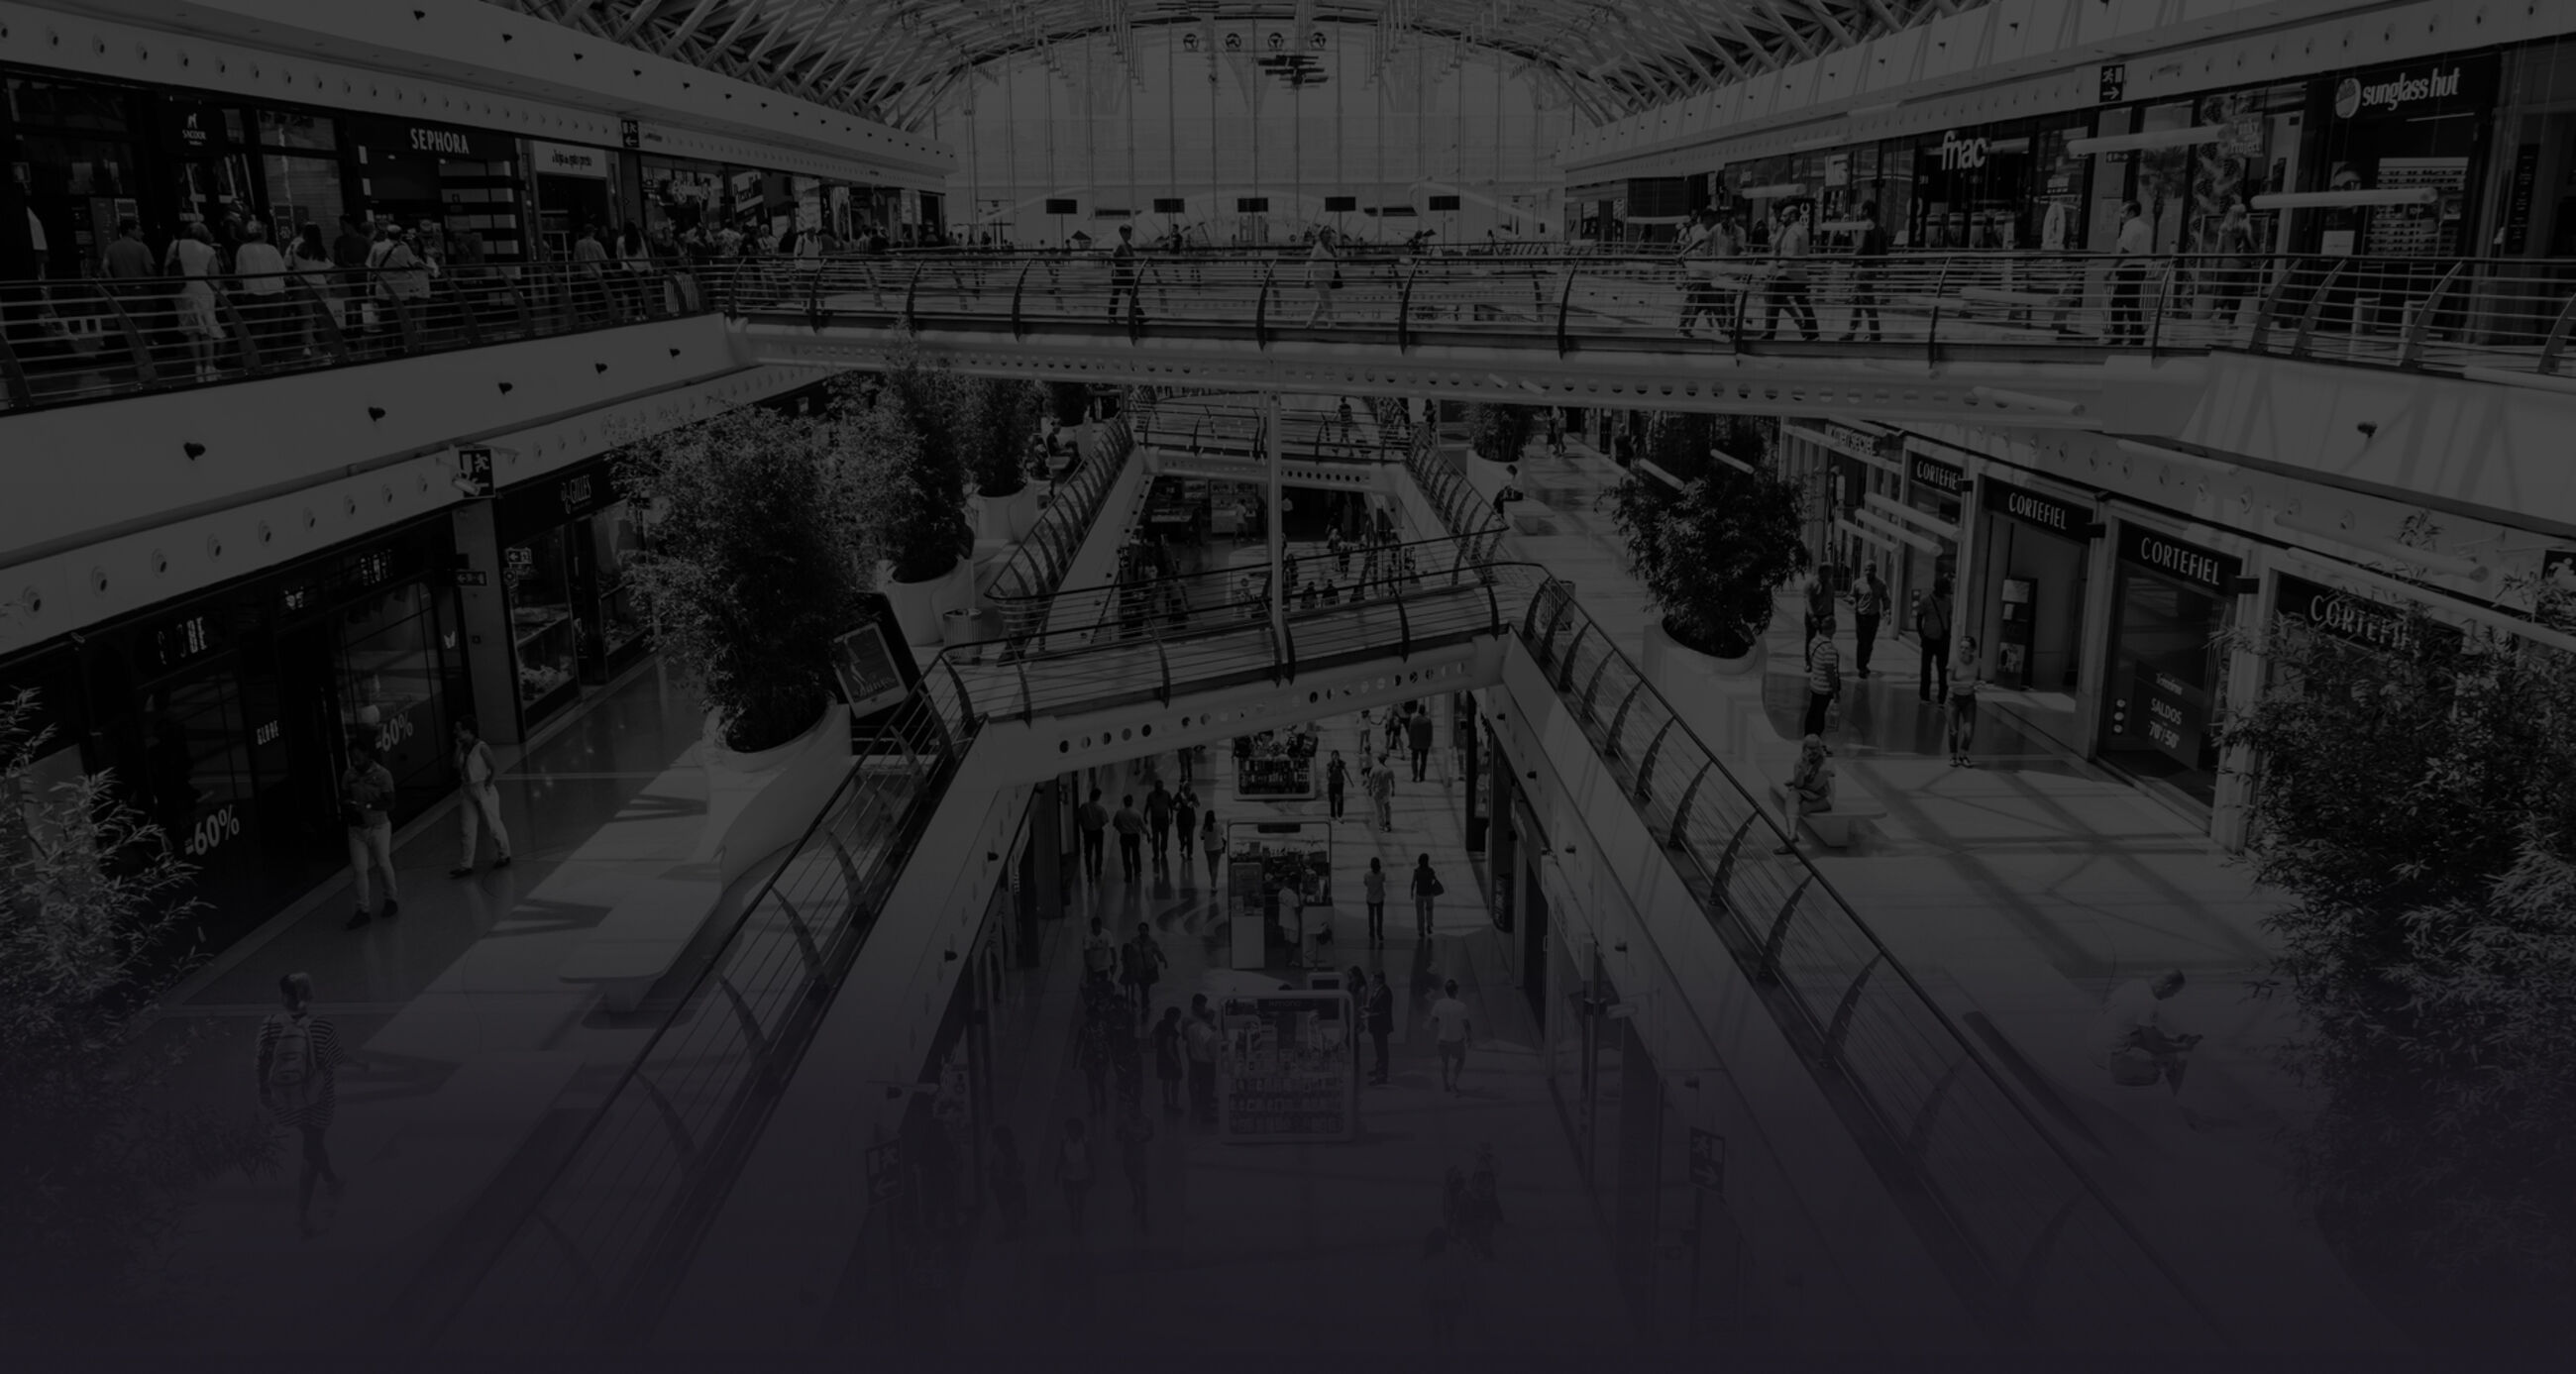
[497,381,513,394]
[182,442,206,460]
[594,363,608,373]
[367,406,386,420]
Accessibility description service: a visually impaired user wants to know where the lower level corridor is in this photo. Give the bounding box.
[824,715,1658,1359]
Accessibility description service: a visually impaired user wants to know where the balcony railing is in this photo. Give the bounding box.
[0,257,710,412]
[705,246,2576,382]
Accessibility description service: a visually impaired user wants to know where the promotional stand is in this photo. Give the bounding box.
[1218,991,1359,1143]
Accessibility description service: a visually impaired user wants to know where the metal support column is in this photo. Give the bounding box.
[1265,389,1287,667]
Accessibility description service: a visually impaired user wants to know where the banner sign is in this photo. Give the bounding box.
[1982,476,2093,540]
[2117,523,2240,594]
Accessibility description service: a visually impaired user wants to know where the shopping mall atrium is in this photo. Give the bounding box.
[5,1,2575,1367]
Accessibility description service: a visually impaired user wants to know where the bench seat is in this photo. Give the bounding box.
[1765,780,1888,849]
[559,876,726,1011]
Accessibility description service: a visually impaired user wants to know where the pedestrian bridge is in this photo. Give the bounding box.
[717,248,2576,431]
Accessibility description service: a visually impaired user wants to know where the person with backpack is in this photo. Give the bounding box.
[257,972,352,1238]
[1916,576,1954,703]
[341,738,399,930]
[1055,1116,1095,1239]
[1151,1006,1186,1112]
[1411,853,1444,940]
[449,715,511,877]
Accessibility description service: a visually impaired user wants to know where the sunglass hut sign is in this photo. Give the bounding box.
[2334,66,2464,119]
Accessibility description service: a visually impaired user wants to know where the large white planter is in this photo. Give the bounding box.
[696,701,852,888]
[1008,482,1043,540]
[1641,618,1787,781]
[883,558,975,646]
[974,491,1019,544]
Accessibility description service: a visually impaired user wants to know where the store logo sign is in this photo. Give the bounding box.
[410,127,477,156]
[2336,66,2462,120]
[2276,574,2457,656]
[2118,524,2239,592]
[1938,130,1990,171]
[561,475,594,514]
[1908,453,1966,497]
[1984,476,2090,538]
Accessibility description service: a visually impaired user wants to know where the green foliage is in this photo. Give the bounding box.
[836,336,976,584]
[616,403,869,753]
[1463,403,1534,464]
[1,690,274,1322]
[958,376,1045,499]
[2219,599,2576,1335]
[1610,414,1804,658]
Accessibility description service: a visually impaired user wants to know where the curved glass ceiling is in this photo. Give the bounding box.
[499,2,1971,129]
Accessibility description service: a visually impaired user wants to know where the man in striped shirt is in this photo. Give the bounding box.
[1802,625,1842,738]
[257,972,353,1238]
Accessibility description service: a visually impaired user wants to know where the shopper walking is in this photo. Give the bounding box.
[1112,793,1145,883]
[1383,704,1405,755]
[1152,1006,1186,1112]
[1762,202,1821,342]
[231,220,288,360]
[1302,227,1342,327]
[1850,566,1886,679]
[1082,915,1117,994]
[1411,853,1443,940]
[1056,1117,1095,1238]
[1116,1108,1154,1234]
[988,1125,1029,1240]
[1363,856,1388,946]
[1428,978,1472,1094]
[1917,577,1954,703]
[1368,760,1396,832]
[257,972,351,1239]
[1838,200,1887,343]
[1200,809,1223,888]
[1143,777,1174,873]
[1802,622,1842,739]
[1123,920,1166,1022]
[1947,636,1984,768]
[1173,786,1199,883]
[1407,707,1435,783]
[2204,200,2258,332]
[448,716,512,876]
[1366,971,1396,1085]
[1077,787,1110,883]
[340,739,399,930]
[1326,749,1349,821]
[1185,994,1220,1123]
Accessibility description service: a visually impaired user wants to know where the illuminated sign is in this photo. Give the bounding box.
[1938,130,1990,171]
[2118,524,2240,594]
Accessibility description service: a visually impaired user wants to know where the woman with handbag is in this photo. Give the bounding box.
[1411,853,1444,940]
[1775,734,1836,856]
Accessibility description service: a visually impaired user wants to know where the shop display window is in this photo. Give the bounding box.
[256,109,337,152]
[336,581,451,800]
[6,76,135,133]
[590,502,649,669]
[262,154,346,242]
[146,674,255,870]
[2099,571,2230,805]
[506,527,579,712]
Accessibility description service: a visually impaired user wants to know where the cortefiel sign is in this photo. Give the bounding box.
[1982,476,2093,540]
[2117,523,2240,594]
[2274,574,2460,656]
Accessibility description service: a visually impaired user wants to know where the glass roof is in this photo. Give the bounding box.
[499,2,1969,129]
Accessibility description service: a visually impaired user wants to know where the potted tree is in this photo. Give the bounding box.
[844,338,975,646]
[963,375,1047,543]
[1464,402,1535,466]
[616,402,866,875]
[1615,411,1804,673]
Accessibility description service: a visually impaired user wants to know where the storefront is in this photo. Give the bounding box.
[0,516,466,956]
[2300,53,2502,259]
[494,458,649,733]
[1969,473,2099,695]
[1892,441,1967,641]
[1780,418,1901,592]
[2096,521,2247,811]
[347,115,525,262]
[528,139,620,259]
[1903,119,2092,252]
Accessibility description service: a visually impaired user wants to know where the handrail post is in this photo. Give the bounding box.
[1274,614,1297,683]
[2246,254,2299,355]
[1633,718,1675,801]
[96,287,160,385]
[0,314,31,407]
[1011,258,1033,341]
[2291,259,2352,360]
[1391,584,1413,660]
[1151,627,1172,706]
[1255,260,1275,349]
[1397,262,1418,353]
[1667,760,1714,851]
[805,261,827,330]
[1556,263,1578,359]
[2398,261,2466,369]
[1925,259,1953,366]
[2539,287,2576,376]
[1754,873,1818,986]
[213,288,262,375]
[904,259,925,331]
[2145,257,2177,360]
